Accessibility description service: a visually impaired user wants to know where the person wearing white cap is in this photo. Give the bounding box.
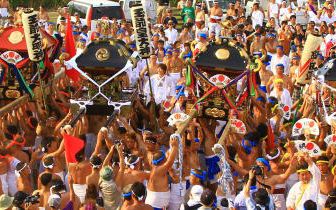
[251,1,265,29]
[268,0,279,22]
[180,185,204,210]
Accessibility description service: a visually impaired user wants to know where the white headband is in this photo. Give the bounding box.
[125,157,140,169]
[266,148,280,160]
[15,163,27,177]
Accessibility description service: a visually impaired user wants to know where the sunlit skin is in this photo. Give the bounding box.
[298,171,312,184]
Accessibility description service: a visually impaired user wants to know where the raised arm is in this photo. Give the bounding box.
[162,136,179,170]
[102,145,115,167]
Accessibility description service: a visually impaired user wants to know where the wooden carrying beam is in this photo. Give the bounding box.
[0,69,64,116]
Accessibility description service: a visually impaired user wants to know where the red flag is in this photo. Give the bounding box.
[63,133,85,163]
[65,15,80,82]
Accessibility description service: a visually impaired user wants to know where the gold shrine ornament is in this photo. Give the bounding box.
[96,48,110,61]
[205,108,226,118]
[215,48,230,60]
[8,31,24,44]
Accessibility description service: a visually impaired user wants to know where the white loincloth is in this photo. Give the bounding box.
[0,173,8,195]
[145,189,170,209]
[318,193,328,209]
[0,8,8,17]
[73,184,87,204]
[272,194,286,210]
[169,181,186,210]
[169,72,181,84]
[54,171,65,182]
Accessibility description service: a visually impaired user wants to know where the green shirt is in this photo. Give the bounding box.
[181,6,195,23]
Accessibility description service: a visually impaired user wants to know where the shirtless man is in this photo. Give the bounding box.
[195,4,205,29]
[15,162,33,194]
[140,54,159,79]
[226,3,237,18]
[34,173,52,208]
[316,156,333,208]
[250,33,264,55]
[209,0,223,38]
[145,136,178,209]
[127,182,153,210]
[199,118,221,192]
[119,154,150,189]
[267,64,293,93]
[265,33,278,57]
[41,136,65,182]
[41,156,64,182]
[189,121,203,170]
[259,60,273,93]
[86,155,102,190]
[179,26,193,44]
[289,55,300,83]
[167,49,185,84]
[68,136,91,204]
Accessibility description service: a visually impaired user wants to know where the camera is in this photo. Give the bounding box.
[251,165,263,176]
[24,194,40,205]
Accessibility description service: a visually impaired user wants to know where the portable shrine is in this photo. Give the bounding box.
[67,39,139,116]
[195,38,249,77]
[0,26,59,100]
[185,39,249,120]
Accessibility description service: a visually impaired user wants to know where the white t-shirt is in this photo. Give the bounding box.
[270,88,292,108]
[270,55,290,75]
[251,10,264,28]
[319,14,336,25]
[269,3,279,19]
[286,164,321,210]
[144,74,174,105]
[164,28,179,45]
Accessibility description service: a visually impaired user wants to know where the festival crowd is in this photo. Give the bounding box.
[1,0,336,209]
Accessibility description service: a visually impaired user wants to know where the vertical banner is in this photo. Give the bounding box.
[22,9,44,62]
[296,34,323,84]
[131,6,152,58]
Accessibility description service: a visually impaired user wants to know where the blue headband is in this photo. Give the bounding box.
[267,33,276,38]
[183,51,192,59]
[175,86,185,99]
[242,139,252,155]
[194,138,200,143]
[122,192,132,197]
[317,54,324,59]
[250,185,257,191]
[176,85,183,90]
[256,158,271,171]
[152,151,166,165]
[191,169,207,181]
[268,97,276,104]
[276,63,284,68]
[256,96,265,102]
[199,33,207,39]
